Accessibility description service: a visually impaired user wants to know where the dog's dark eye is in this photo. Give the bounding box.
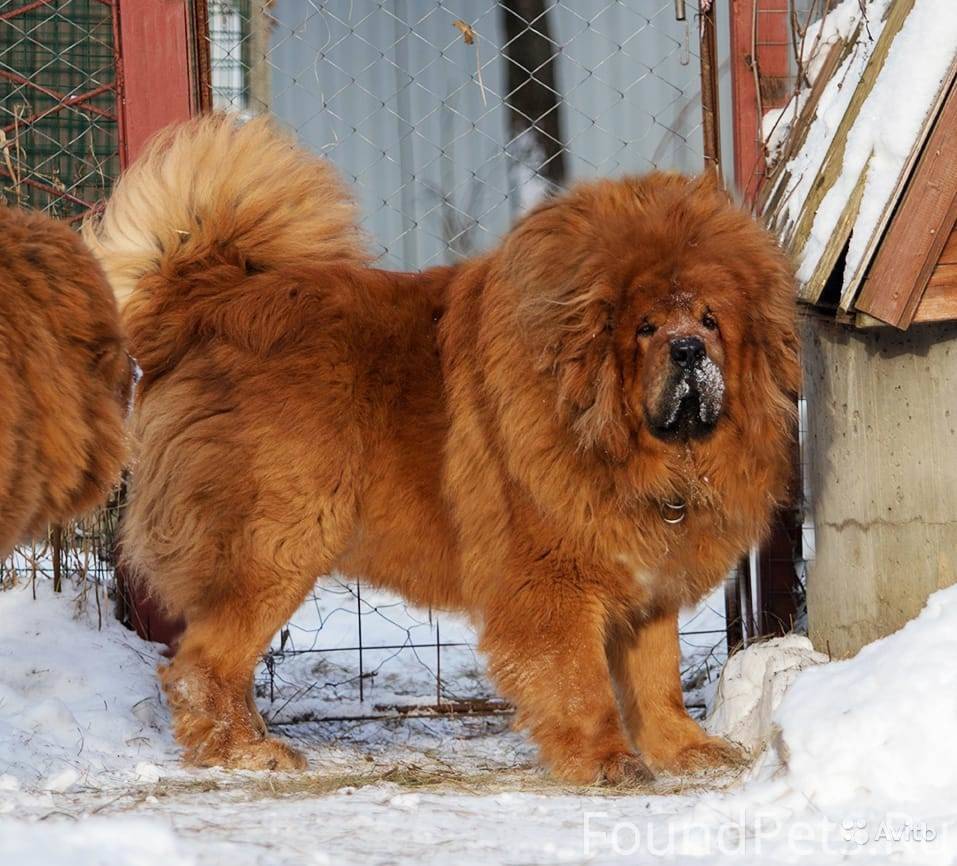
[637,322,657,337]
[702,312,718,331]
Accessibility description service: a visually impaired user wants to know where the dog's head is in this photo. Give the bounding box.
[623,288,725,441]
[503,172,799,463]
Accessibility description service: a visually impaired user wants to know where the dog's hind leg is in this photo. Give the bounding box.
[245,673,268,737]
[608,609,743,774]
[160,561,322,770]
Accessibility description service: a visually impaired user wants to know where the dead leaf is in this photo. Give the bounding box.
[453,19,475,46]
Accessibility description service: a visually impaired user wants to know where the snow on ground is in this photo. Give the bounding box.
[3,577,957,865]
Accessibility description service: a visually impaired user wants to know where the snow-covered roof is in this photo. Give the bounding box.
[762,0,957,322]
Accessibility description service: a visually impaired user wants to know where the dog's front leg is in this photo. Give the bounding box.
[480,572,652,786]
[609,608,742,773]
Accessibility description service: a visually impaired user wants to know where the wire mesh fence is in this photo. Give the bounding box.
[208,0,713,270]
[0,492,124,630]
[0,0,124,643]
[0,0,809,724]
[0,0,120,220]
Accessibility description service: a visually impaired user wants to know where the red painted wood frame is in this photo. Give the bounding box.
[729,0,802,641]
[115,0,198,166]
[730,0,790,205]
[114,0,199,645]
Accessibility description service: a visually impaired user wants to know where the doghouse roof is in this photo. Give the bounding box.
[760,0,957,330]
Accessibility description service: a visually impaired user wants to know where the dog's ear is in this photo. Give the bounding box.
[516,277,631,461]
[502,188,632,462]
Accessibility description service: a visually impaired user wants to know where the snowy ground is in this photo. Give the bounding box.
[2,577,956,865]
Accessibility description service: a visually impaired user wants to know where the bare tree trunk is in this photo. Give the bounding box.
[500,0,566,212]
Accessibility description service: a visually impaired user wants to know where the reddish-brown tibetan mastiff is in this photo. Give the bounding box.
[86,115,798,783]
[0,205,128,559]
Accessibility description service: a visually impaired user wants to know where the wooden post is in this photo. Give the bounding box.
[698,2,721,174]
[728,0,799,647]
[51,525,62,593]
[803,318,957,658]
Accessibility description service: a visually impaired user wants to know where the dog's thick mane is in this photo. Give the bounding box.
[465,174,799,551]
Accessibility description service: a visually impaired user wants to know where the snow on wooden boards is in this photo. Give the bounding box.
[836,25,957,312]
[758,39,848,220]
[778,0,914,302]
[855,74,957,327]
[763,0,957,319]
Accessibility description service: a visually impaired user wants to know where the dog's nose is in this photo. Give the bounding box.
[670,336,705,370]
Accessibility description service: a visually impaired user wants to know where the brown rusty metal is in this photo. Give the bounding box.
[2,82,118,135]
[0,0,55,21]
[0,70,116,121]
[0,170,97,210]
[190,0,213,113]
[698,1,722,174]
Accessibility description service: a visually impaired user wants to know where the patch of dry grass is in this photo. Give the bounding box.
[128,759,742,806]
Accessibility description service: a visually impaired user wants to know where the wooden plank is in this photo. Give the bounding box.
[929,263,957,290]
[792,0,916,303]
[940,228,957,264]
[859,256,957,325]
[912,264,957,323]
[855,73,957,327]
[845,57,957,319]
[803,154,871,300]
[116,0,195,166]
[730,0,759,200]
[729,0,790,204]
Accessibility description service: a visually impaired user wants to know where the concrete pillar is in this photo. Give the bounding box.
[803,318,957,658]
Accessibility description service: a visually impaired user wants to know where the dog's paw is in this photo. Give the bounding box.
[598,752,655,787]
[226,737,308,772]
[186,736,308,772]
[651,736,745,775]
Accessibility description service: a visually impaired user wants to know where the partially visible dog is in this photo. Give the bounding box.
[88,115,798,783]
[0,205,129,558]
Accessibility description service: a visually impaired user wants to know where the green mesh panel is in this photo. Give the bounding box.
[0,0,119,218]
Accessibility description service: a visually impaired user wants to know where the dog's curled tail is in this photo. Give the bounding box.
[83,112,368,314]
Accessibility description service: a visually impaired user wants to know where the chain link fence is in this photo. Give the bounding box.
[0,0,123,629]
[0,0,119,220]
[209,0,713,270]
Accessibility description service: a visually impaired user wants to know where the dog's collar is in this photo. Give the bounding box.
[659,499,686,525]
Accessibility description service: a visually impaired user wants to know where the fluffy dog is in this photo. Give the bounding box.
[0,205,128,559]
[86,114,798,783]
